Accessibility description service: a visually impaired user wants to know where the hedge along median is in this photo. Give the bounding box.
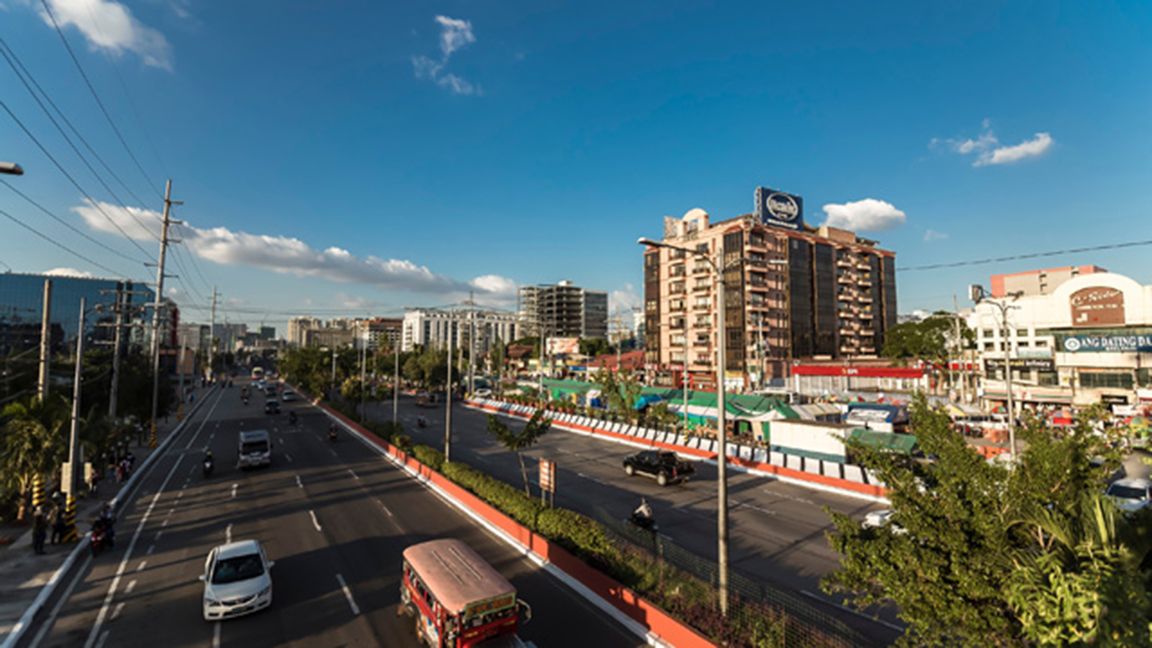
[312,395,853,648]
[468,398,889,502]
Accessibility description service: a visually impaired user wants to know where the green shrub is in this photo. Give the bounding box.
[411,444,444,471]
[442,461,544,528]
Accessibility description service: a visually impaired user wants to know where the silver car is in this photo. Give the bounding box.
[1106,478,1152,514]
[200,540,274,621]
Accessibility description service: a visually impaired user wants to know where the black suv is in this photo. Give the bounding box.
[623,450,694,486]
[264,399,281,414]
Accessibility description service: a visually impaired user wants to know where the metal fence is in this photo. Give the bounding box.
[591,507,876,647]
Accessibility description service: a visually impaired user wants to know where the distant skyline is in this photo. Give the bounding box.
[2,1,1150,332]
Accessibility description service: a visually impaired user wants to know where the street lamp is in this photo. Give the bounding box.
[0,161,24,175]
[638,235,740,617]
[970,284,1023,459]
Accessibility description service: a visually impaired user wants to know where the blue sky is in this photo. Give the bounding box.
[1,1,1150,331]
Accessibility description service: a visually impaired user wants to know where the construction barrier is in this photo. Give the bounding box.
[31,474,45,512]
[62,495,78,543]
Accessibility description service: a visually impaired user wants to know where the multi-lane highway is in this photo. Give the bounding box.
[376,396,899,644]
[27,382,639,648]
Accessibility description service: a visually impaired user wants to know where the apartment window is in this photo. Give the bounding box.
[984,341,996,352]
[1016,329,1028,338]
[1037,372,1059,386]
[670,334,686,345]
[670,352,685,362]
[982,329,994,339]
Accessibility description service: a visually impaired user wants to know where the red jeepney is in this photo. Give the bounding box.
[400,539,533,647]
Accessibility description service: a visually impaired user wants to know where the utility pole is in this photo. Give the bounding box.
[149,179,181,449]
[713,247,731,617]
[392,333,400,425]
[445,313,454,463]
[359,326,367,422]
[64,298,85,499]
[952,294,965,403]
[468,292,476,396]
[108,283,124,419]
[209,287,218,380]
[37,278,52,402]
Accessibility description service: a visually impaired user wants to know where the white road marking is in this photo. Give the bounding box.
[28,553,92,648]
[336,574,360,615]
[295,475,303,489]
[231,483,238,498]
[329,447,338,458]
[136,560,147,572]
[93,630,110,648]
[146,544,155,556]
[83,388,224,648]
[378,500,393,516]
[309,510,322,532]
[225,523,232,543]
[111,602,125,621]
[161,518,169,528]
[279,437,284,445]
[154,530,163,542]
[347,468,359,480]
[125,580,136,595]
[212,621,221,648]
[285,453,293,462]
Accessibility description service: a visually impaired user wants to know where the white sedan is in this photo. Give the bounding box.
[200,540,274,621]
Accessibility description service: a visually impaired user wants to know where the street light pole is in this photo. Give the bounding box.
[971,285,1021,459]
[445,313,454,463]
[639,237,731,617]
[393,335,400,425]
[64,298,85,500]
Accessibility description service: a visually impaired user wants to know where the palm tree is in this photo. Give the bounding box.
[487,411,551,495]
[1,396,68,521]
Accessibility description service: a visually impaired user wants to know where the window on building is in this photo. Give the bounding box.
[1016,329,1028,338]
[984,341,996,351]
[1080,372,1134,389]
[1037,372,1059,386]
[1035,339,1049,348]
[1138,369,1152,387]
[982,329,994,339]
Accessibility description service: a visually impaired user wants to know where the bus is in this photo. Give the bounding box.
[400,539,533,647]
[251,366,265,382]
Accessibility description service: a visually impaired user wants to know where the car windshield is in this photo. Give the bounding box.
[1108,484,1149,500]
[241,441,268,454]
[211,553,265,584]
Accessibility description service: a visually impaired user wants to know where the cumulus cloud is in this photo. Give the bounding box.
[821,199,907,232]
[923,229,949,242]
[932,120,1054,167]
[609,283,642,314]
[44,266,94,278]
[412,15,480,96]
[70,199,516,300]
[37,0,173,70]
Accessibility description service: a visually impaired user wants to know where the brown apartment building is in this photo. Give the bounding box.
[643,187,898,391]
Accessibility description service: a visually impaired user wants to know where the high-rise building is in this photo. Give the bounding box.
[517,281,608,339]
[287,317,322,347]
[402,308,517,354]
[990,265,1107,298]
[643,187,898,391]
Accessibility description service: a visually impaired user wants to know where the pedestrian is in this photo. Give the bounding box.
[115,462,125,483]
[126,451,136,471]
[51,504,66,544]
[32,507,48,554]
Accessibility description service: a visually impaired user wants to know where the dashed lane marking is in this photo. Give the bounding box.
[309,510,322,532]
[125,580,136,595]
[145,544,155,556]
[136,560,147,572]
[111,602,125,621]
[295,475,303,489]
[225,523,232,544]
[336,574,360,615]
[231,483,238,498]
[347,468,359,480]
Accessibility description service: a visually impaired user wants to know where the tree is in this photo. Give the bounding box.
[881,311,973,365]
[593,370,643,424]
[487,411,552,495]
[579,337,612,358]
[0,396,68,521]
[822,396,1150,646]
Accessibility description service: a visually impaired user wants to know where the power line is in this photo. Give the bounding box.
[0,41,162,244]
[897,239,1152,272]
[0,206,125,278]
[38,0,163,200]
[0,179,148,270]
[0,100,157,260]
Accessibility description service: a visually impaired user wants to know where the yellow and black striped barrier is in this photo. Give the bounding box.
[149,421,158,449]
[62,494,78,543]
[31,474,45,511]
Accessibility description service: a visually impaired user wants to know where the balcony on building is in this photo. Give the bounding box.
[859,294,874,303]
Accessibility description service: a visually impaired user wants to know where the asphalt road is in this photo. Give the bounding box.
[28,382,639,648]
[374,396,900,645]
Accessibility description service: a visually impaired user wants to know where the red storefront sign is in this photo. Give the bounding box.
[791,365,925,379]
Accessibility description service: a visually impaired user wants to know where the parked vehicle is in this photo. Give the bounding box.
[200,540,274,621]
[1106,477,1152,513]
[622,450,694,486]
[400,538,534,647]
[238,429,272,469]
[281,390,296,402]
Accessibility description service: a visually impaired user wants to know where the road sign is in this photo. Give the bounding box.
[538,458,556,507]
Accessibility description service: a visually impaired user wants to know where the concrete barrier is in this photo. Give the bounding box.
[843,465,866,483]
[785,455,803,471]
[769,451,785,466]
[803,459,822,475]
[821,462,844,480]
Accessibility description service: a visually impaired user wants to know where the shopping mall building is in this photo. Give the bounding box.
[967,269,1152,408]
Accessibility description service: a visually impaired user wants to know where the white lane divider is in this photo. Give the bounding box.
[136,560,147,572]
[146,544,155,556]
[231,483,238,499]
[111,602,124,621]
[295,475,303,489]
[347,468,359,480]
[93,630,110,648]
[335,574,360,615]
[125,580,136,595]
[212,621,221,648]
[285,453,293,463]
[308,510,322,532]
[225,523,232,544]
[377,500,393,516]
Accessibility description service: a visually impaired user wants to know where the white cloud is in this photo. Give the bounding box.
[609,283,642,313]
[44,266,94,278]
[977,132,1053,166]
[412,15,480,96]
[70,199,516,300]
[38,0,173,70]
[923,229,949,242]
[933,120,1054,167]
[821,198,907,232]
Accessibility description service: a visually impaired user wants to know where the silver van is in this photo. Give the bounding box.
[238,429,272,469]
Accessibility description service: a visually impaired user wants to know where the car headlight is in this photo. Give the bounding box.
[205,597,221,606]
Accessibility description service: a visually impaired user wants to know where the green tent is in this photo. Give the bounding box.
[847,428,918,455]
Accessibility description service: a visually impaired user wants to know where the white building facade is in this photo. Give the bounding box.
[402,308,518,355]
[968,271,1152,408]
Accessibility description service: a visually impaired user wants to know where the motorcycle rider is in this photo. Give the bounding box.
[416,415,427,428]
[631,498,655,530]
[97,504,116,548]
[289,411,298,425]
[203,449,215,475]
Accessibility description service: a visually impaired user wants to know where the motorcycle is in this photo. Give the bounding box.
[328,426,338,442]
[242,396,249,406]
[289,411,298,426]
[416,416,427,429]
[90,520,114,556]
[628,511,658,533]
[202,457,215,476]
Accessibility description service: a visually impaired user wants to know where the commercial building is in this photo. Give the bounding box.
[402,308,518,356]
[643,187,898,392]
[358,317,402,351]
[967,269,1152,407]
[287,317,322,347]
[991,265,1107,298]
[518,281,608,339]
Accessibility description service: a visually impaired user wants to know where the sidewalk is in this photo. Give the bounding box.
[0,385,216,645]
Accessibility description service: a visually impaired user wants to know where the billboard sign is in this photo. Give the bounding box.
[755,187,804,231]
[546,337,580,356]
[1057,332,1152,353]
[984,358,1056,371]
[1070,286,1125,327]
